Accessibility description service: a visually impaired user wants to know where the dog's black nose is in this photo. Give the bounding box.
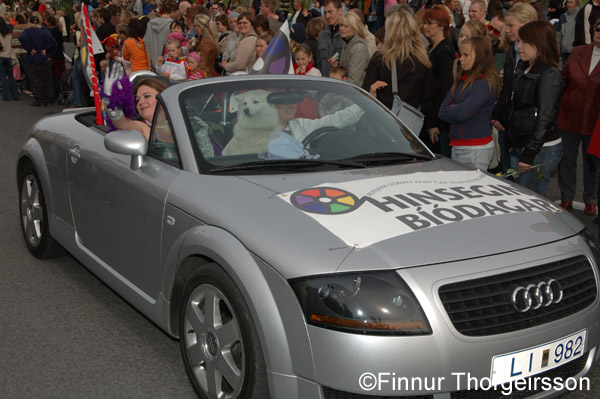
[244,108,250,115]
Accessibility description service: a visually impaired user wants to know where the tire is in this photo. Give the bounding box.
[179,263,270,399]
[18,163,63,259]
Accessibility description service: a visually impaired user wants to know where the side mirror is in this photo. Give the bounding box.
[104,130,149,170]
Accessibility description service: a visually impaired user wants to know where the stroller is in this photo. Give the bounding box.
[57,68,74,106]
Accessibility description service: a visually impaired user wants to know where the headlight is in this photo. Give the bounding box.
[290,271,431,335]
[580,228,600,264]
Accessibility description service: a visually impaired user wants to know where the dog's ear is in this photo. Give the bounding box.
[234,92,244,104]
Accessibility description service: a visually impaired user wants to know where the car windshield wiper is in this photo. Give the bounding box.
[210,158,366,173]
[341,152,433,164]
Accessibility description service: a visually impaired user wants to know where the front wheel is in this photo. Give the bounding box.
[18,163,63,258]
[179,263,269,399]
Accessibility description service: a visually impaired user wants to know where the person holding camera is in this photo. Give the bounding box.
[317,0,344,76]
[330,12,369,85]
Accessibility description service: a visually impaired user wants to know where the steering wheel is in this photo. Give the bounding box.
[302,126,342,149]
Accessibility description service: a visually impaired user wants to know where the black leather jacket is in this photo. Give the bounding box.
[508,60,564,165]
[492,44,517,127]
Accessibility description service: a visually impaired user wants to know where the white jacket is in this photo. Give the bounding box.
[156,58,188,82]
[288,104,365,141]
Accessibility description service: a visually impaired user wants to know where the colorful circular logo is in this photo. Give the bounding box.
[290,187,360,215]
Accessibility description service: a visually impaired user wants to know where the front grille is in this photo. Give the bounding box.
[451,352,589,399]
[439,256,597,336]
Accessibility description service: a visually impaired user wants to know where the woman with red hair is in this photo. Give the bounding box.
[422,6,456,157]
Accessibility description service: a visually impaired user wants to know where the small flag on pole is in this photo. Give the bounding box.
[250,23,294,75]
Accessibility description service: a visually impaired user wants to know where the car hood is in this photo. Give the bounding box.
[169,158,583,279]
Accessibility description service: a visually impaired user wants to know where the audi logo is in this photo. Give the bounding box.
[511,279,563,313]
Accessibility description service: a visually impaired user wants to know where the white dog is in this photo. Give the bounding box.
[222,90,280,156]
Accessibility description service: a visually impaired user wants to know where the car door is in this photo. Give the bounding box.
[66,104,180,298]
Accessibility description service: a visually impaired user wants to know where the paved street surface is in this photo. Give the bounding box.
[0,100,195,398]
[0,94,598,398]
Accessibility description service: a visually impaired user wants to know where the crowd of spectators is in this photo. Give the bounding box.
[1,0,600,207]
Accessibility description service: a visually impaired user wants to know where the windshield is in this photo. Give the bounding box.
[179,78,432,174]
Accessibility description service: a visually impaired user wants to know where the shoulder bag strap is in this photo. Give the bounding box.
[391,58,398,96]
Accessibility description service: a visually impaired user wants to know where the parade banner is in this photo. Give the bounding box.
[278,170,561,248]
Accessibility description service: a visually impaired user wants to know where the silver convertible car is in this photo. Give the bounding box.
[17,75,600,399]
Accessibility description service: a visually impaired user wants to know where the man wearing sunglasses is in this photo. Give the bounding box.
[486,15,505,72]
[487,15,504,44]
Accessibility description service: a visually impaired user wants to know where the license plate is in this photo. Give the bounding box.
[490,329,586,386]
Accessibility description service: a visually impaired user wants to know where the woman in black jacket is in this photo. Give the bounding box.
[422,6,456,156]
[362,7,436,140]
[508,20,564,196]
[492,3,538,172]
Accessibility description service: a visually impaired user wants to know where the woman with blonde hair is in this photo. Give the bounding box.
[120,11,136,26]
[332,12,369,86]
[193,13,219,77]
[492,3,538,134]
[439,36,500,170]
[453,20,487,78]
[363,9,436,137]
[458,20,487,45]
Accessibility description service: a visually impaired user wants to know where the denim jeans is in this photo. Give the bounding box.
[46,59,55,102]
[17,52,32,91]
[509,142,563,197]
[452,141,495,170]
[0,57,20,100]
[557,129,597,203]
[440,130,451,158]
[497,129,511,173]
[30,63,50,105]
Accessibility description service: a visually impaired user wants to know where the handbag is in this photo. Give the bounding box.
[390,60,424,134]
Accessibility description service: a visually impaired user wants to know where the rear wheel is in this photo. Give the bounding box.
[18,164,63,258]
[179,263,269,399]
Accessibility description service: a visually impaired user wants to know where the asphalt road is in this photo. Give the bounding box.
[0,100,196,398]
[0,94,599,399]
